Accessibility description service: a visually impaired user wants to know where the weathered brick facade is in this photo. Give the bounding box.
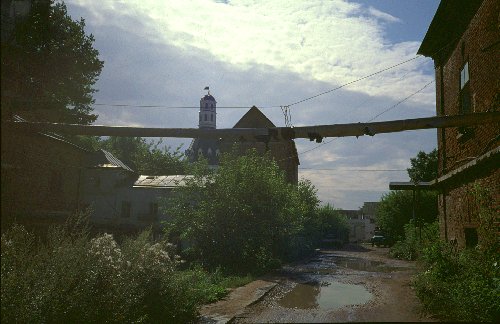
[419,0,499,248]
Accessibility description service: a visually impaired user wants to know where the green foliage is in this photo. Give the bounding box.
[2,0,103,124]
[413,186,500,322]
[376,190,438,241]
[389,221,439,261]
[317,204,349,243]
[165,149,321,274]
[407,149,438,183]
[100,136,187,175]
[0,213,227,323]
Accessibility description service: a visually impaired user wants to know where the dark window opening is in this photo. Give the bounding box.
[121,202,131,218]
[210,114,213,121]
[464,228,478,248]
[205,103,208,108]
[211,104,214,110]
[204,114,208,121]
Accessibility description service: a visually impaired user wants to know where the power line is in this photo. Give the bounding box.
[287,55,423,107]
[93,103,278,109]
[366,79,435,122]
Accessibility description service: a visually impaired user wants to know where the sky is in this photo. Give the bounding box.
[67,0,441,210]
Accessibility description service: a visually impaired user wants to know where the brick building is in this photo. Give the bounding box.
[418,0,499,248]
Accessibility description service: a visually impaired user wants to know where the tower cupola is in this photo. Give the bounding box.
[199,87,216,129]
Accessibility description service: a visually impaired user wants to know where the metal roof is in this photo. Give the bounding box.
[87,149,135,172]
[133,175,194,188]
[389,182,433,190]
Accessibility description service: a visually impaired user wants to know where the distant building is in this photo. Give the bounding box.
[339,202,378,243]
[186,90,299,184]
[186,91,220,167]
[82,150,191,235]
[418,0,499,248]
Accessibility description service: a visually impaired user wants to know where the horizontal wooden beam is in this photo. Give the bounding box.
[275,112,500,141]
[3,112,499,140]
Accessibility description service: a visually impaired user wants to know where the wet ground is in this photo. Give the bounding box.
[232,244,435,323]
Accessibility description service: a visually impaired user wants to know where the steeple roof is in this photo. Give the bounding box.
[233,106,275,128]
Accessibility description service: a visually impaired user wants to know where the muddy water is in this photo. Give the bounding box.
[234,248,431,323]
[276,254,379,311]
[278,281,372,310]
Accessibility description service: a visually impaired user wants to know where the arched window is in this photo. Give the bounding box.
[204,114,208,121]
[216,149,220,157]
[210,114,213,121]
[205,103,208,108]
[207,148,212,156]
[211,104,214,110]
[198,148,203,157]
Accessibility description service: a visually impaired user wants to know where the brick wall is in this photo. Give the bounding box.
[434,0,499,247]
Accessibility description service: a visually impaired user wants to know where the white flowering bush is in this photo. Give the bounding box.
[1,214,212,323]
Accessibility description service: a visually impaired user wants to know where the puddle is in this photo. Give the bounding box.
[278,281,372,310]
[332,257,385,272]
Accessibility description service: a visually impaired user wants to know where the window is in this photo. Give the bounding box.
[204,114,208,121]
[211,104,214,110]
[464,228,478,248]
[121,202,131,218]
[205,103,208,109]
[459,62,471,114]
[210,114,213,121]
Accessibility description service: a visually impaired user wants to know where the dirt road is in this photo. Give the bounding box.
[221,244,435,323]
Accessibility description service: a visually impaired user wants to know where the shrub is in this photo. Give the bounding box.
[390,221,439,261]
[413,185,500,322]
[1,214,226,323]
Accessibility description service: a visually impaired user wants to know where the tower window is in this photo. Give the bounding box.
[211,114,213,121]
[204,114,208,121]
[205,103,208,109]
[211,104,214,110]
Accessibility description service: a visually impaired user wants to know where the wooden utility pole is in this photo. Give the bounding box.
[3,112,499,141]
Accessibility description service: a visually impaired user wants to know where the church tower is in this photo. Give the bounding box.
[199,88,216,129]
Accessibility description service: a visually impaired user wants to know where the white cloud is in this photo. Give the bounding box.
[70,0,434,106]
[67,0,438,209]
[367,6,401,23]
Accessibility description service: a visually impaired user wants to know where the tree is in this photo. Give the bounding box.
[165,149,320,274]
[407,149,438,183]
[377,190,437,241]
[100,137,186,175]
[1,0,103,124]
[317,204,349,243]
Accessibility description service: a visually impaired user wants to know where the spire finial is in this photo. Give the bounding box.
[204,86,210,95]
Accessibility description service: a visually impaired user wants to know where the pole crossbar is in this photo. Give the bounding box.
[3,112,499,140]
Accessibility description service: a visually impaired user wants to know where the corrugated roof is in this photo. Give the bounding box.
[134,175,194,188]
[87,149,135,172]
[12,114,90,152]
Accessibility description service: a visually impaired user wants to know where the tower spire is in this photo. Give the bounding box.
[199,87,216,129]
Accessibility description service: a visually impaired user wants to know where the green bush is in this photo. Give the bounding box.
[390,221,439,261]
[413,185,500,322]
[1,215,227,323]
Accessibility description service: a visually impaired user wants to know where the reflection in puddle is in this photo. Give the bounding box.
[333,257,385,272]
[278,281,372,310]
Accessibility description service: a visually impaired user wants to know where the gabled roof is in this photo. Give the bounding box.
[87,149,135,172]
[418,0,484,58]
[233,106,276,128]
[12,114,90,152]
